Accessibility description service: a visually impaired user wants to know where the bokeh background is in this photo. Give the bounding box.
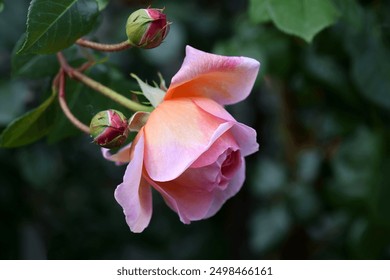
[1,0,390,259]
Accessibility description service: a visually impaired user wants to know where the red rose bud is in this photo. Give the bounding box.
[126,8,170,49]
[90,110,129,149]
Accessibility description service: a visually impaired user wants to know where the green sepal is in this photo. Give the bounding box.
[130,73,166,108]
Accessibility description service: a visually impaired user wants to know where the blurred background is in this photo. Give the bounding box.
[1,0,390,259]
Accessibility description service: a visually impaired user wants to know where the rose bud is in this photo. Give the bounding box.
[126,8,170,49]
[90,110,129,149]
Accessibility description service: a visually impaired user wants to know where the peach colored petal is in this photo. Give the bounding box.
[191,130,239,168]
[128,111,150,132]
[149,179,214,224]
[101,143,132,165]
[192,97,235,122]
[114,130,153,233]
[164,46,260,105]
[205,156,245,219]
[147,147,243,223]
[143,98,234,182]
[194,98,259,157]
[146,160,222,223]
[230,124,259,157]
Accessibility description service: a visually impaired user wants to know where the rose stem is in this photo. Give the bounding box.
[76,38,131,52]
[57,70,91,134]
[56,52,152,113]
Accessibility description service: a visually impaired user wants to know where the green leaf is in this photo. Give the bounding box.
[12,34,59,78]
[251,0,340,42]
[18,0,99,54]
[0,0,4,13]
[0,89,57,148]
[12,52,59,79]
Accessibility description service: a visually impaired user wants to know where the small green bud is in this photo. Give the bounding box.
[90,110,129,149]
[126,8,170,49]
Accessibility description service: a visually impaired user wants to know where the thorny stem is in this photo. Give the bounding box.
[56,52,152,113]
[76,38,132,52]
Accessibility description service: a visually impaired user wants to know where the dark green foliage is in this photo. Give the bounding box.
[17,0,100,54]
[0,89,56,147]
[249,0,340,42]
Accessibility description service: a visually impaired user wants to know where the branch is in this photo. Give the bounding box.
[76,38,132,52]
[57,70,91,134]
[56,52,153,113]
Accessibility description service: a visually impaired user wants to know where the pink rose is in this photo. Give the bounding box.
[104,46,260,232]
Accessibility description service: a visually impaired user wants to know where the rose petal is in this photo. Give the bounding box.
[191,130,239,168]
[128,111,150,132]
[218,149,242,188]
[101,143,132,165]
[148,150,243,223]
[194,98,259,157]
[144,98,234,182]
[204,156,245,219]
[192,97,236,122]
[114,130,153,233]
[230,124,259,157]
[147,174,215,224]
[164,46,260,105]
